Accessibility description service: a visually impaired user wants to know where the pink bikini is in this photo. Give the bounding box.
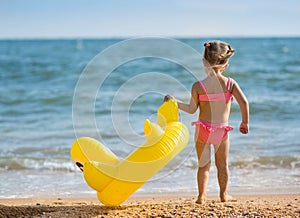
[192,78,234,145]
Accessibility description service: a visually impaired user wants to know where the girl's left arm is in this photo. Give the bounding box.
[231,80,249,134]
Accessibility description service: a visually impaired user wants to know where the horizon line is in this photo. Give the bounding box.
[1,34,300,40]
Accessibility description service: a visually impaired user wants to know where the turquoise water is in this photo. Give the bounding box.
[0,38,299,198]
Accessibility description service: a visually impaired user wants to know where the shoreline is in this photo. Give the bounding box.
[1,194,299,217]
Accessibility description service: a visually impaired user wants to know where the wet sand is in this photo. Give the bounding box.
[1,194,299,217]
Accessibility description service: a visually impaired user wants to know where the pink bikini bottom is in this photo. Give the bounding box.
[192,120,233,145]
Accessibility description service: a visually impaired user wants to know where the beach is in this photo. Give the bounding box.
[1,194,299,217]
[0,38,300,217]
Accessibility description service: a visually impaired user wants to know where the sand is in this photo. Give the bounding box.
[0,194,299,218]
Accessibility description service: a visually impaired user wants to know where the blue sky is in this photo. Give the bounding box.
[1,0,300,38]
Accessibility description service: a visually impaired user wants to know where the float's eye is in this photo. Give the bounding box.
[76,162,84,171]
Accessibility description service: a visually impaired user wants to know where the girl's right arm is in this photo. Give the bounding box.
[164,82,199,114]
[232,80,249,134]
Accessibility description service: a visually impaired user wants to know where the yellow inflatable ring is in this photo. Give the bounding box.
[70,99,189,206]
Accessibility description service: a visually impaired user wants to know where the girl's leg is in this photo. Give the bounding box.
[214,136,230,202]
[195,140,211,204]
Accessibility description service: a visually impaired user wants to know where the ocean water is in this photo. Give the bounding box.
[0,37,299,198]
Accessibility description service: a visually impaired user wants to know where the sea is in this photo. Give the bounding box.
[0,37,299,199]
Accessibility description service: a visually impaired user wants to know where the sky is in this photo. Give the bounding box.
[1,0,300,39]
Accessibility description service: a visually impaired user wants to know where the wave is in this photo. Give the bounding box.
[0,147,76,172]
[230,155,300,170]
[181,155,300,170]
[3,145,299,172]
[0,157,76,172]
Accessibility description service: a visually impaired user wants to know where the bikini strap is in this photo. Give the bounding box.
[198,81,207,93]
[226,77,231,91]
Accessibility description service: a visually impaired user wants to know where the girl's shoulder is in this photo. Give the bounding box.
[192,81,201,90]
[191,81,203,94]
[226,77,236,93]
[227,77,241,93]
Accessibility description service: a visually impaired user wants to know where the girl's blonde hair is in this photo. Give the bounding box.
[203,41,235,68]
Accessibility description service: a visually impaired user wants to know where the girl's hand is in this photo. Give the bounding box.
[164,94,174,102]
[239,122,249,134]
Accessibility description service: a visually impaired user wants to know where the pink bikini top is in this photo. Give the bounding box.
[198,78,234,102]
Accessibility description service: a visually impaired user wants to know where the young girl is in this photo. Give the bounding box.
[164,41,249,204]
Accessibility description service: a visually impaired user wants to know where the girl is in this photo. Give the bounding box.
[164,41,249,204]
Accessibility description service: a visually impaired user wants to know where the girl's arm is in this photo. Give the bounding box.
[231,80,249,134]
[164,82,199,114]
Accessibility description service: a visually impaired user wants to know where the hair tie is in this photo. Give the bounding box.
[204,43,211,47]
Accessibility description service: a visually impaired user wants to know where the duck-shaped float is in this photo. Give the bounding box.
[70,99,189,206]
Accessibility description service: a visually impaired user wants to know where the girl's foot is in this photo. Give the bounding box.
[220,194,233,202]
[195,196,206,204]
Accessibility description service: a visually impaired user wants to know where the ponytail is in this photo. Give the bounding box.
[203,41,234,67]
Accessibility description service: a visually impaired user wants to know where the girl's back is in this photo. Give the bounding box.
[198,75,233,123]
